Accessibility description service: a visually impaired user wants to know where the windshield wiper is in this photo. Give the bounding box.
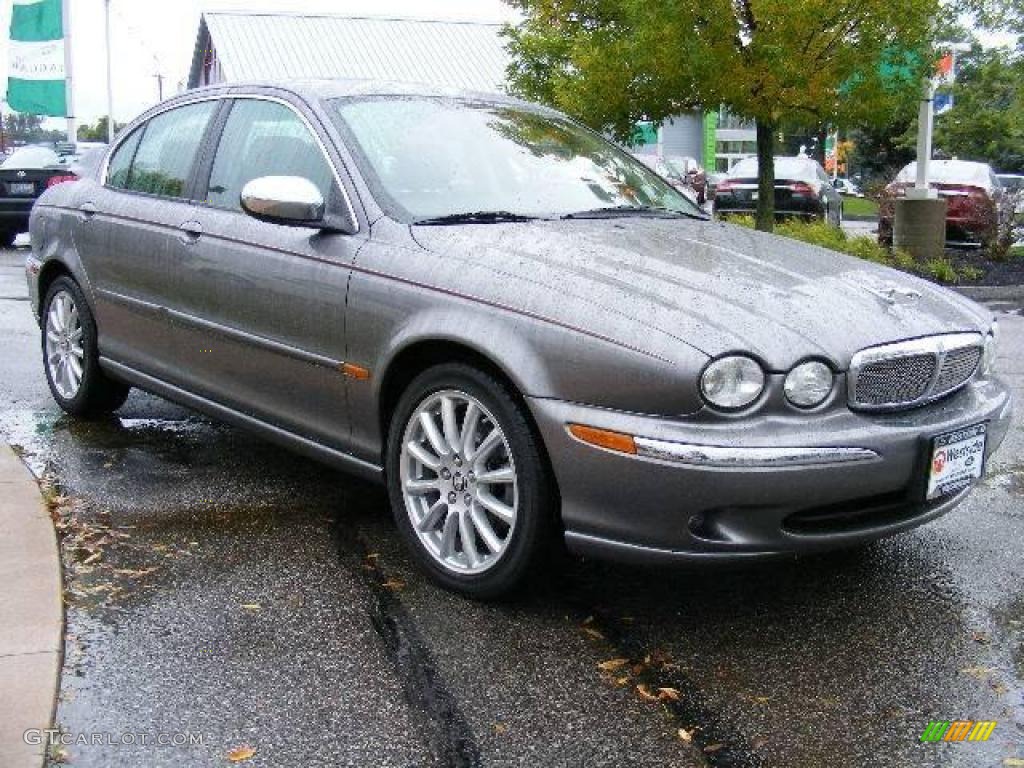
[414,211,541,225]
[562,205,708,221]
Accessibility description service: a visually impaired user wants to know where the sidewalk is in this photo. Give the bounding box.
[0,444,62,768]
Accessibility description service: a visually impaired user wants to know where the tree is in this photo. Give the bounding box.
[77,116,126,143]
[504,0,938,231]
[933,45,1024,172]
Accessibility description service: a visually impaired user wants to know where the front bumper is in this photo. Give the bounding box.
[528,376,1012,564]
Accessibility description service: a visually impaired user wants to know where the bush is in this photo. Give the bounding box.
[719,216,966,283]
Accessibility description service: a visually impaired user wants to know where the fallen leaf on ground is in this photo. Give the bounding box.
[1003,760,1024,767]
[581,627,605,641]
[494,723,508,735]
[382,578,405,591]
[657,687,681,701]
[704,743,725,753]
[226,745,257,762]
[82,551,102,565]
[677,728,693,743]
[240,604,262,611]
[597,658,629,672]
[636,684,661,702]
[972,631,992,644]
[113,568,157,578]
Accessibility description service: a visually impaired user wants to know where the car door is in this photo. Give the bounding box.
[80,99,221,384]
[173,95,365,448]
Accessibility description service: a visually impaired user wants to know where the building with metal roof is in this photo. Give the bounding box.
[187,12,511,93]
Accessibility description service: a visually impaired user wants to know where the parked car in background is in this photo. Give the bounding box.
[997,174,1024,215]
[706,170,728,200]
[27,81,1010,598]
[632,153,700,206]
[713,155,843,226]
[0,145,83,246]
[833,178,863,197]
[664,156,707,204]
[878,160,1004,246]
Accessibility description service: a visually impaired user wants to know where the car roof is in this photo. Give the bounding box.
[172,79,554,114]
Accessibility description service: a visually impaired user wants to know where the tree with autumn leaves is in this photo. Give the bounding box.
[503,0,940,231]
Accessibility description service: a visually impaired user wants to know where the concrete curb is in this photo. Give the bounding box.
[955,285,1024,303]
[0,445,62,768]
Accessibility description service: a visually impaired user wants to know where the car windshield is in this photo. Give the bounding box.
[331,96,704,221]
[2,146,59,169]
[997,175,1023,192]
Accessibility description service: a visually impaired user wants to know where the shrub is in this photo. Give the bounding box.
[924,258,959,283]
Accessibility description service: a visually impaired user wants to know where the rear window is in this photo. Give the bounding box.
[895,161,993,189]
[728,156,814,180]
[2,146,59,170]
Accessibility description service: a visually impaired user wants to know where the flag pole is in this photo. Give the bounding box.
[105,0,114,142]
[62,0,75,143]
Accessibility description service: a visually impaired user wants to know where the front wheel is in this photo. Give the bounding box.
[386,363,555,599]
[42,276,130,417]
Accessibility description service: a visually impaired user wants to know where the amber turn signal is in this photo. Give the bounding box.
[567,424,637,455]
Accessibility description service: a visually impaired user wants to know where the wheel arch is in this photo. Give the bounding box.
[376,337,564,530]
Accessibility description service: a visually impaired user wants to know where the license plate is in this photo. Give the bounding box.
[9,182,34,195]
[926,423,987,500]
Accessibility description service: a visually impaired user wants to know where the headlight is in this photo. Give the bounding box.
[981,322,999,376]
[700,355,765,410]
[784,360,834,408]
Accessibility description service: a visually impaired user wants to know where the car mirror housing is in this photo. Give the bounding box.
[240,175,328,228]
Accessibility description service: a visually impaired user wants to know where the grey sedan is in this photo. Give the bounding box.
[27,81,1012,598]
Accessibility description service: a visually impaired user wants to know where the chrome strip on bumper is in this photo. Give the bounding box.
[632,437,880,468]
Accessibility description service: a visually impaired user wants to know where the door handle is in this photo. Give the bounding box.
[178,220,203,244]
[79,202,97,220]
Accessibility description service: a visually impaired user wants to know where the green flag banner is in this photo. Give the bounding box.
[7,0,67,117]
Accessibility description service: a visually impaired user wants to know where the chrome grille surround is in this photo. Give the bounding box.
[848,333,984,411]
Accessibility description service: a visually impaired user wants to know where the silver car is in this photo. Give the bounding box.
[26,81,1012,598]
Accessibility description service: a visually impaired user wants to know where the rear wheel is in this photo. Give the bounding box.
[386,363,554,599]
[42,276,130,417]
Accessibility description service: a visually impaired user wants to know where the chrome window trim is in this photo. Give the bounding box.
[100,92,360,234]
[847,332,983,412]
[631,437,879,468]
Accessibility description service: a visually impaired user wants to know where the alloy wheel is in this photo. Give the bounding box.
[45,289,85,400]
[400,389,518,575]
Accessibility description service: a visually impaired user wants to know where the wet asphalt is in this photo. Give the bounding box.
[1,246,1023,767]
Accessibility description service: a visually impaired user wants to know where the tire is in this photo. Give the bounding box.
[0,230,16,248]
[385,363,555,599]
[41,276,130,417]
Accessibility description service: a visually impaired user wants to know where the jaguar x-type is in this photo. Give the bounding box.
[27,81,1012,597]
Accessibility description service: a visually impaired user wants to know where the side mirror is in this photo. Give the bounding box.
[240,176,326,227]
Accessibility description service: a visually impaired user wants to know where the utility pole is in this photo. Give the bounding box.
[105,0,115,142]
[62,0,75,142]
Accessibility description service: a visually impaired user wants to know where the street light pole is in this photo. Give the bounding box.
[105,0,114,142]
[907,78,936,200]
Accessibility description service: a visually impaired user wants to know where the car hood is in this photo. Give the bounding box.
[411,218,991,370]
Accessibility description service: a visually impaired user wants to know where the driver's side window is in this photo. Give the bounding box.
[205,99,335,211]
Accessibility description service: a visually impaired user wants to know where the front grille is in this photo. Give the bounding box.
[855,353,937,405]
[934,346,982,394]
[849,333,983,411]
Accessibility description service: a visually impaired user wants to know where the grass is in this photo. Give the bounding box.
[842,196,880,218]
[722,215,975,284]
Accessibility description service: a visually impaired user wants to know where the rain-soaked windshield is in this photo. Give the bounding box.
[331,96,705,223]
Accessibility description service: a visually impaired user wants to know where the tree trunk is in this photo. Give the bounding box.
[755,118,775,232]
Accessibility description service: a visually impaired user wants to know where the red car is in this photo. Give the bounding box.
[878,160,1004,246]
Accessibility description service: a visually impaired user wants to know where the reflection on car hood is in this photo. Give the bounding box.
[411,218,991,370]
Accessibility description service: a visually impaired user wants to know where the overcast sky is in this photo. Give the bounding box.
[0,0,520,128]
[1,1,1017,132]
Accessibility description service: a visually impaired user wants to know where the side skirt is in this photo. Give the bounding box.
[99,357,384,484]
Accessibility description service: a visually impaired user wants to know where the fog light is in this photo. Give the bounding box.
[784,360,834,408]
